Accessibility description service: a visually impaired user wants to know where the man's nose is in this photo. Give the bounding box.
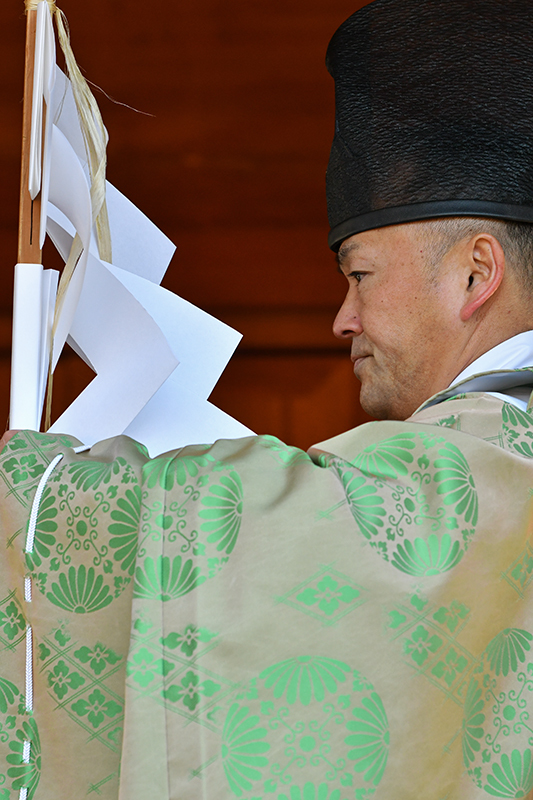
[333,292,362,339]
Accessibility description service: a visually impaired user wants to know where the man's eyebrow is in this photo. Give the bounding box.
[335,241,362,271]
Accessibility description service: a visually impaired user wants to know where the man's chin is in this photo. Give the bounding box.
[359,382,409,421]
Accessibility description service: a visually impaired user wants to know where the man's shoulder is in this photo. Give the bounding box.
[310,392,533,465]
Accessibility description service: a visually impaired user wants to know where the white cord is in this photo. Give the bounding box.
[19,449,65,800]
[18,740,31,799]
[25,453,64,554]
[25,626,33,713]
[22,740,30,764]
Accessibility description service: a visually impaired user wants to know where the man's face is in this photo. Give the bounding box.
[333,223,463,420]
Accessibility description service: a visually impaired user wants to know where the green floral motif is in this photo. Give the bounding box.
[277,784,341,800]
[3,454,45,485]
[340,472,385,540]
[74,643,121,675]
[2,435,28,452]
[46,565,113,613]
[431,648,468,687]
[297,576,360,617]
[508,549,533,594]
[161,625,217,657]
[199,471,243,554]
[163,670,220,711]
[462,678,485,766]
[433,600,469,632]
[345,692,389,786]
[6,718,40,799]
[126,647,174,688]
[484,749,533,797]
[221,703,269,795]
[133,555,206,600]
[108,485,142,574]
[403,625,442,667]
[0,602,25,641]
[67,456,134,491]
[47,660,85,700]
[0,678,18,715]
[71,689,122,729]
[260,657,350,705]
[391,533,463,576]
[434,443,478,526]
[25,486,57,570]
[350,434,416,480]
[484,629,533,677]
[142,452,215,490]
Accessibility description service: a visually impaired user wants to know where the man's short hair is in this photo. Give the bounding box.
[420,218,533,290]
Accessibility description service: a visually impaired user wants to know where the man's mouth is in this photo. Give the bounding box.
[351,355,370,372]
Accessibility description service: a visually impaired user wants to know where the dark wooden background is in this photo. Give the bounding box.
[0,0,372,450]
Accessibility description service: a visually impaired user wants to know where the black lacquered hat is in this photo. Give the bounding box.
[326,0,533,251]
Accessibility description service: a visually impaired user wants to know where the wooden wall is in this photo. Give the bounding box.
[0,0,373,451]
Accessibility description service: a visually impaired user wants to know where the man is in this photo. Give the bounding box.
[2,0,533,798]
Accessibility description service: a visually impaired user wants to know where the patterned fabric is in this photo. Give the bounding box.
[2,390,533,798]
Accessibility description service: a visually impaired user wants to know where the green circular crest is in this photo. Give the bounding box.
[220,657,389,798]
[26,454,243,611]
[462,628,533,796]
[333,433,478,577]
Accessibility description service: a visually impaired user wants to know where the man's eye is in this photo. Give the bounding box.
[350,271,365,283]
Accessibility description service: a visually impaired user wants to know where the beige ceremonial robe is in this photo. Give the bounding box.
[1,377,533,799]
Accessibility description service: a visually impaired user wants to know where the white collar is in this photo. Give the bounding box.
[450,330,533,386]
[419,331,533,412]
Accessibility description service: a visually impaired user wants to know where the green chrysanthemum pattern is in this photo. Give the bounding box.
[22,448,243,611]
[199,471,243,555]
[260,657,351,706]
[485,750,533,797]
[391,533,463,576]
[0,675,39,799]
[25,486,57,570]
[221,703,270,795]
[345,692,389,786]
[350,433,416,480]
[6,718,41,799]
[46,566,113,613]
[142,452,215,490]
[434,442,478,526]
[330,434,478,578]
[108,485,142,574]
[462,677,485,766]
[341,473,385,540]
[67,456,131,491]
[463,629,533,794]
[133,555,206,600]
[259,656,350,706]
[484,629,533,677]
[222,660,388,797]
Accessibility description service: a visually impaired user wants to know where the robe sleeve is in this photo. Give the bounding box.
[1,399,532,799]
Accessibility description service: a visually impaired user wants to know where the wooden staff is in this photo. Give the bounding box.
[10,3,45,431]
[18,6,42,265]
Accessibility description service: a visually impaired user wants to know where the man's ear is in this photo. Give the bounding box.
[460,233,505,322]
